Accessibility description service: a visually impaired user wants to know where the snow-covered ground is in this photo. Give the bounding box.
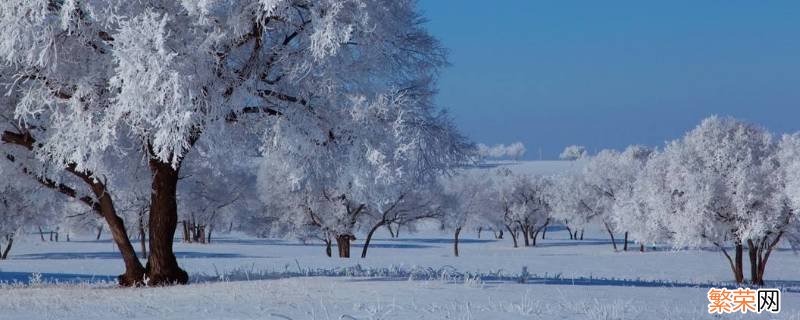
[0,228,798,319]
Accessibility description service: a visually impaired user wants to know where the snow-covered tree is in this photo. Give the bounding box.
[654,116,788,284]
[495,169,553,247]
[559,145,588,160]
[439,170,495,256]
[0,0,448,284]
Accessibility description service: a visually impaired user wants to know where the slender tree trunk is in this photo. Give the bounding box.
[734,243,744,283]
[386,224,396,238]
[361,221,384,258]
[145,159,188,286]
[96,226,102,240]
[477,227,482,239]
[498,229,503,239]
[139,212,148,260]
[532,231,538,246]
[505,225,518,248]
[336,234,352,258]
[541,222,548,240]
[182,221,191,243]
[604,223,617,251]
[640,244,644,252]
[580,229,584,240]
[1,234,13,259]
[453,227,462,257]
[206,225,213,244]
[623,232,629,251]
[565,224,573,240]
[325,237,332,257]
[39,226,45,241]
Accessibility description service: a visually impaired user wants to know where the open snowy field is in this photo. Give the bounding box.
[0,228,798,319]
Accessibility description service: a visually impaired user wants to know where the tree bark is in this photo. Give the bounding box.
[604,223,617,251]
[1,234,13,259]
[386,224,396,238]
[361,221,384,258]
[336,234,353,258]
[453,227,462,257]
[139,211,148,260]
[521,225,530,247]
[325,236,332,257]
[734,243,744,283]
[623,232,629,251]
[145,159,188,286]
[90,179,146,287]
[505,225,518,248]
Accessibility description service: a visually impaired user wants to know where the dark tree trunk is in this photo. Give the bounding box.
[521,225,530,247]
[541,222,548,240]
[580,229,584,240]
[206,225,213,244]
[182,221,191,243]
[96,226,102,240]
[453,227,462,257]
[386,224,396,238]
[604,223,617,251]
[573,230,578,240]
[532,231,538,246]
[361,221,384,258]
[497,229,503,239]
[640,244,645,252]
[477,227,482,239]
[336,234,353,258]
[505,225,518,248]
[734,243,744,283]
[565,225,573,240]
[145,159,188,286]
[39,226,45,241]
[90,182,146,287]
[1,234,13,259]
[325,238,332,257]
[623,232,629,251]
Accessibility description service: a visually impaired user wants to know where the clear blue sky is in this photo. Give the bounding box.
[418,1,800,159]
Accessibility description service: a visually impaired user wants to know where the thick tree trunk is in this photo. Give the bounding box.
[336,234,353,258]
[734,243,744,283]
[361,221,384,258]
[505,225,518,248]
[91,183,146,287]
[145,159,188,286]
[623,232,629,251]
[453,227,462,257]
[521,225,530,247]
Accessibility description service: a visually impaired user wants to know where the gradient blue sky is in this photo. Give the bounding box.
[418,1,800,159]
